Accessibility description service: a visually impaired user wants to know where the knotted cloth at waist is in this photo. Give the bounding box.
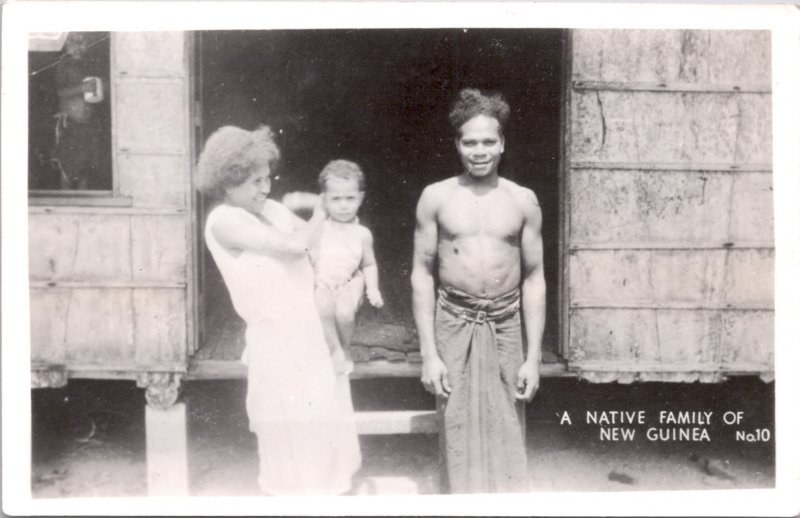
[437,285,520,324]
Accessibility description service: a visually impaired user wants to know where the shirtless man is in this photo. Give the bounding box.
[411,88,545,493]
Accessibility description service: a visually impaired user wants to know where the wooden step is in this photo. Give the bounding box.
[352,475,439,495]
[187,358,570,380]
[355,410,438,435]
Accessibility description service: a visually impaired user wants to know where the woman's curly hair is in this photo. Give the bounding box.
[448,88,510,136]
[318,159,365,192]
[195,125,280,199]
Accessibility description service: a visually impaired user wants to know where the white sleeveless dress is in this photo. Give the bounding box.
[204,200,361,495]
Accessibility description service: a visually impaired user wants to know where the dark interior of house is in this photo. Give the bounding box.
[196,29,565,363]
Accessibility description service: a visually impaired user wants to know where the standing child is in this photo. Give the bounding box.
[311,160,384,375]
[197,126,361,495]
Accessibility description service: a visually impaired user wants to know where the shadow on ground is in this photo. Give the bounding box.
[31,376,774,497]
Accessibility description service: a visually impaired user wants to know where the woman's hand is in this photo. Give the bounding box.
[282,192,320,213]
[311,196,328,221]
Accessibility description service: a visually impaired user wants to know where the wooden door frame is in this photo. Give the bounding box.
[188,31,202,357]
[186,29,573,375]
[557,29,573,363]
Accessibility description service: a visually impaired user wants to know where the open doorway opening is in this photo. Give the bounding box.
[194,29,565,368]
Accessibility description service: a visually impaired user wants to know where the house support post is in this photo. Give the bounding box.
[137,372,188,496]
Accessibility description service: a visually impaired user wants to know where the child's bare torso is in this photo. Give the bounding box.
[311,220,364,289]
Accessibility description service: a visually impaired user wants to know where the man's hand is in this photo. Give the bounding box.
[366,288,384,308]
[421,355,451,398]
[515,360,540,402]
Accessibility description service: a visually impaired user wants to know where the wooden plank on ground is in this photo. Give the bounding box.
[353,475,439,495]
[355,410,438,435]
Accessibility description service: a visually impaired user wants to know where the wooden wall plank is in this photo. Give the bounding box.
[118,154,187,208]
[720,311,774,365]
[115,32,186,77]
[729,166,775,242]
[570,169,732,244]
[64,289,136,363]
[29,214,79,281]
[134,289,187,365]
[115,80,187,155]
[569,308,772,368]
[573,30,689,84]
[730,92,773,164]
[570,249,773,308]
[573,30,770,85]
[569,308,658,363]
[708,31,771,85]
[29,214,132,281]
[570,170,773,245]
[30,289,70,364]
[641,310,721,365]
[571,91,771,165]
[722,249,775,306]
[131,215,187,282]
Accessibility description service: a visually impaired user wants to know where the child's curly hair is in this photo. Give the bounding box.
[318,159,365,192]
[195,125,280,199]
[449,88,510,136]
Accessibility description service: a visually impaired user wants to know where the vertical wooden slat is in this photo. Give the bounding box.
[133,289,187,365]
[64,289,136,363]
[131,215,187,282]
[558,30,573,360]
[30,290,70,364]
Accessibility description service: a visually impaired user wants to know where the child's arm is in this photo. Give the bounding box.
[360,227,383,308]
[212,203,326,259]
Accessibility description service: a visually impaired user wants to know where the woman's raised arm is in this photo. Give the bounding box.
[212,202,326,259]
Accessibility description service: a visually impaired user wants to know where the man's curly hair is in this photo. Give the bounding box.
[318,159,365,192]
[195,125,280,199]
[449,88,510,136]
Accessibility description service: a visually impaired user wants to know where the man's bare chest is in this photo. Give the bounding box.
[438,190,524,240]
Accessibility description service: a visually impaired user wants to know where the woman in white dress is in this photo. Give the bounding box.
[196,125,361,495]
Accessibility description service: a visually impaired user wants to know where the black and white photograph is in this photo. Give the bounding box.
[3,2,799,516]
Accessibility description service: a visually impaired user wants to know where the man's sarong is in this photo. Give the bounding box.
[435,286,528,493]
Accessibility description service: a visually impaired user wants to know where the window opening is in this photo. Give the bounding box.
[28,31,112,193]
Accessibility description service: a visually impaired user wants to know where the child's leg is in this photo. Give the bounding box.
[314,286,348,375]
[334,275,365,358]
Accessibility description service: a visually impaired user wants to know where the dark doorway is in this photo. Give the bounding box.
[195,29,564,366]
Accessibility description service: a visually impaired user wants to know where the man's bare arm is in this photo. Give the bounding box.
[516,188,546,401]
[411,185,450,397]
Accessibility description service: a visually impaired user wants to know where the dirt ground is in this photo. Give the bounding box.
[31,376,774,498]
